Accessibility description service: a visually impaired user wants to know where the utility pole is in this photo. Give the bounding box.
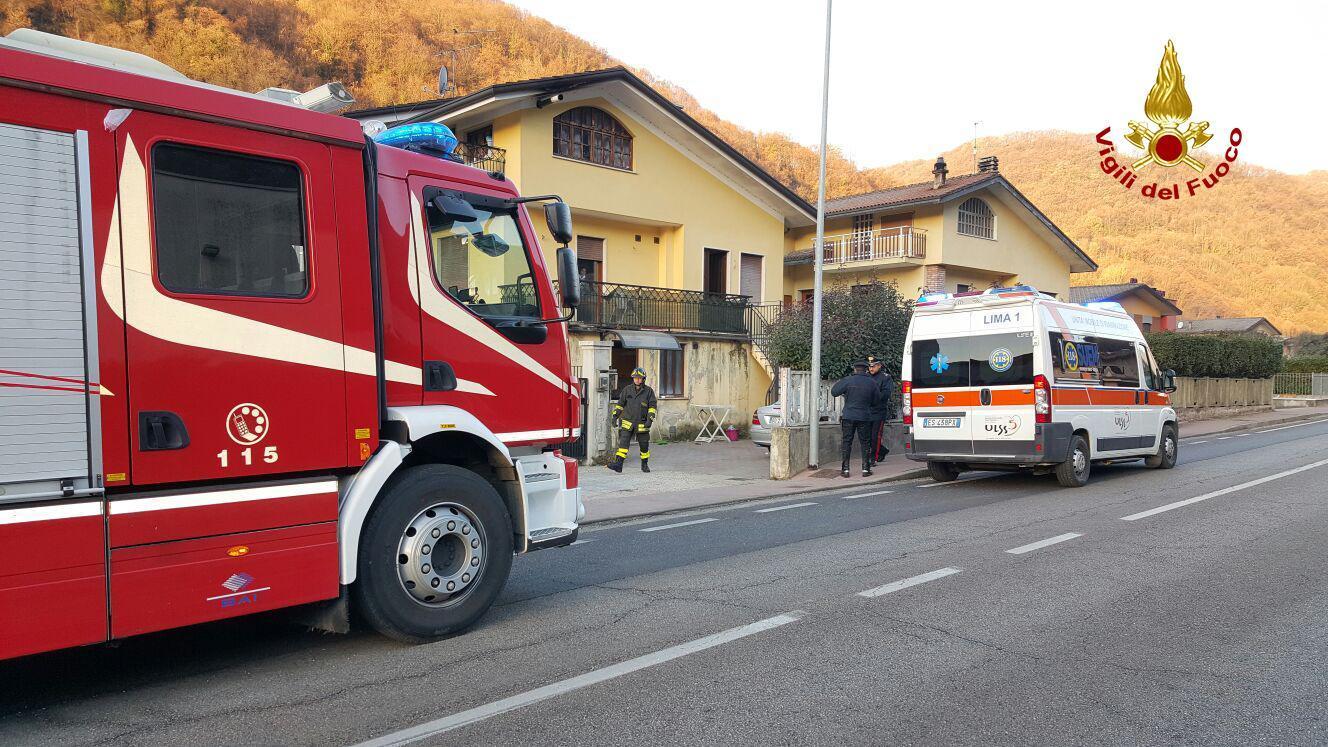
[808,0,832,470]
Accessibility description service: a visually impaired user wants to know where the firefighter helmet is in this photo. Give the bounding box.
[630,367,647,380]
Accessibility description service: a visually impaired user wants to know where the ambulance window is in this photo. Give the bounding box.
[910,338,970,389]
[1098,338,1141,388]
[1048,334,1100,383]
[426,191,541,320]
[152,143,308,298]
[968,333,1034,386]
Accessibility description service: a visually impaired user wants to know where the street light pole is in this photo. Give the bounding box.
[808,0,832,470]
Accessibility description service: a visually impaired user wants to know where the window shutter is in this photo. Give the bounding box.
[740,253,763,301]
[577,235,604,262]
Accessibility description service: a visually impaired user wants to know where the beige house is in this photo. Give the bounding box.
[784,157,1096,301]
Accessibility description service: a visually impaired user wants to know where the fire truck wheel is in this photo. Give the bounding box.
[1145,424,1178,469]
[354,464,514,643]
[927,461,961,483]
[1054,435,1091,487]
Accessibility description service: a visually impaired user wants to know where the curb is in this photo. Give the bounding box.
[1181,410,1328,438]
[582,466,930,526]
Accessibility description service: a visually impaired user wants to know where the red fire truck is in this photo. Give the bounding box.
[0,30,585,660]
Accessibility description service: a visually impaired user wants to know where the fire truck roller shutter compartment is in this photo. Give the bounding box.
[0,122,108,659]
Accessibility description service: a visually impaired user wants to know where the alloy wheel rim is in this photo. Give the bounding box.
[1165,434,1176,460]
[396,502,486,606]
[1073,448,1087,475]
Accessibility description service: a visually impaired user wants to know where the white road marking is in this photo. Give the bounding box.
[1121,457,1328,521]
[1234,433,1252,438]
[858,567,962,598]
[754,502,818,513]
[1189,440,1209,445]
[569,539,593,546]
[843,489,895,500]
[1216,436,1233,440]
[1256,418,1328,434]
[919,473,1000,488]
[638,518,718,533]
[355,612,804,746]
[1006,532,1083,555]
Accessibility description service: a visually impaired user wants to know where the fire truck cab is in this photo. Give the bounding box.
[0,29,583,659]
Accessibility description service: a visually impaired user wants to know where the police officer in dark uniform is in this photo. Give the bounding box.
[608,367,657,473]
[866,355,894,467]
[831,360,880,478]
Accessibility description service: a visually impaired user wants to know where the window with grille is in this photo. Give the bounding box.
[659,348,684,396]
[957,197,995,239]
[553,107,633,170]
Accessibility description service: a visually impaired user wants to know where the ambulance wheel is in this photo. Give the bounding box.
[354,464,514,643]
[1146,424,1178,469]
[1055,435,1091,487]
[927,461,961,482]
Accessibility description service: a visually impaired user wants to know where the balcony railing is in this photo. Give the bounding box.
[809,226,927,265]
[555,280,752,335]
[452,142,507,173]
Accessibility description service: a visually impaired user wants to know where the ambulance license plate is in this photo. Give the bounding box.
[922,417,961,428]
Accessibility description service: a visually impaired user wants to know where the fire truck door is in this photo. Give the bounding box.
[0,121,107,659]
[114,113,350,486]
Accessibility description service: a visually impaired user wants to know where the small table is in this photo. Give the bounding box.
[690,404,732,444]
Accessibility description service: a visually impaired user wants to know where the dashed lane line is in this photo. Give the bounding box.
[355,612,805,746]
[1216,436,1234,440]
[858,567,962,598]
[569,539,593,546]
[1189,440,1209,445]
[843,489,895,500]
[1121,457,1328,521]
[754,502,818,513]
[1006,532,1083,555]
[638,518,719,533]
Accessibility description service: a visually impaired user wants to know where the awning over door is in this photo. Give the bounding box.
[604,330,681,350]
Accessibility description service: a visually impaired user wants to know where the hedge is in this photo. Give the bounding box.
[1283,356,1328,373]
[1145,332,1282,379]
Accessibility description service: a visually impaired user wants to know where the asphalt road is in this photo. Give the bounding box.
[4,417,1328,746]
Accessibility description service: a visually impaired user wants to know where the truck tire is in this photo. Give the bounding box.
[354,464,514,643]
[1054,435,1091,487]
[1145,424,1178,469]
[927,461,961,483]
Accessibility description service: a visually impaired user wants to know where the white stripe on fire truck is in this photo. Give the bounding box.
[0,501,103,525]
[99,139,494,397]
[109,479,339,516]
[495,428,574,443]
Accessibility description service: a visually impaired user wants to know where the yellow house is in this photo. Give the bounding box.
[352,69,815,451]
[784,157,1096,301]
[1069,281,1183,333]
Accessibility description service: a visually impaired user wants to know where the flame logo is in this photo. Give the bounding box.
[1143,40,1192,128]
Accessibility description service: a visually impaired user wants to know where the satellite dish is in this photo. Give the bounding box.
[438,66,449,95]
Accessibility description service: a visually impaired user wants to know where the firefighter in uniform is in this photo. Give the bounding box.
[608,367,657,473]
[831,360,880,478]
[866,355,894,467]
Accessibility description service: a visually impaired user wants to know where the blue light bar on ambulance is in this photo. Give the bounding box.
[372,122,459,155]
[915,291,953,307]
[1079,301,1128,314]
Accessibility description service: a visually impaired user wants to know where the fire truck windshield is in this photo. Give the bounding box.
[426,197,541,320]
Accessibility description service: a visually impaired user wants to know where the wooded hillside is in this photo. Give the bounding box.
[4,0,1324,331]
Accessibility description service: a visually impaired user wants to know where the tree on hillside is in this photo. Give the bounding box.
[765,281,912,381]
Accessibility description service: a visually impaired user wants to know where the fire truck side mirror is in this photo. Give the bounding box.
[556,246,580,309]
[544,201,574,246]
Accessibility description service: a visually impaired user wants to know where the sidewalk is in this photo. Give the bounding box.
[578,405,1328,525]
[579,440,922,524]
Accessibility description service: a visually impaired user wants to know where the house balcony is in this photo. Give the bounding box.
[788,226,927,268]
[451,142,506,173]
[552,280,753,336]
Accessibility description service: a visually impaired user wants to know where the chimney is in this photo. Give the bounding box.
[932,156,948,188]
[1129,277,1138,284]
[978,155,999,173]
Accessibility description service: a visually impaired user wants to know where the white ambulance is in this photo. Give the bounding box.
[902,286,1179,487]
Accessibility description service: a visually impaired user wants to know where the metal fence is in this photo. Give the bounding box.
[558,280,751,335]
[452,142,506,173]
[777,368,842,426]
[1273,372,1328,396]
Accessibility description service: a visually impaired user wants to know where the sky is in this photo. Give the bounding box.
[506,0,1327,174]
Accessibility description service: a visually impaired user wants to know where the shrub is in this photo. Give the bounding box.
[1283,356,1328,373]
[766,280,912,380]
[1145,332,1282,378]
